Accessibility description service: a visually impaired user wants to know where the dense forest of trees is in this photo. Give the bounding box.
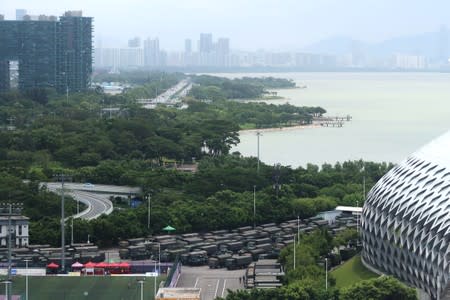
[0,71,410,299]
[0,72,392,247]
[189,75,296,100]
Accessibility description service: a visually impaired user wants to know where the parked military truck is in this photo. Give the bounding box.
[181,250,208,266]
[208,253,232,269]
[225,254,253,270]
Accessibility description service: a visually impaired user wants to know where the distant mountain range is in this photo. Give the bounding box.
[302,30,449,60]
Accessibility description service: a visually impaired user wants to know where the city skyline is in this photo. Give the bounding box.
[2,0,450,51]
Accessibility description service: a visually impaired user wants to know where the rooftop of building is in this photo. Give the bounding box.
[0,215,29,221]
[0,11,86,22]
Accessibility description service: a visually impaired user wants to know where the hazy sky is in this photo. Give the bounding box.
[2,0,449,51]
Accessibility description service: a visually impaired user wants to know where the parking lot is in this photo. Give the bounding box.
[176,266,246,300]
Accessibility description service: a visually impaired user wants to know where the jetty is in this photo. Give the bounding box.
[313,115,352,128]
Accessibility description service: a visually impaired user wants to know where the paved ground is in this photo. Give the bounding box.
[177,266,246,300]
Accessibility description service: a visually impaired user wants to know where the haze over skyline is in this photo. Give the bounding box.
[2,0,450,51]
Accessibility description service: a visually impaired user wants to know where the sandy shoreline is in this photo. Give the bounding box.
[239,123,320,134]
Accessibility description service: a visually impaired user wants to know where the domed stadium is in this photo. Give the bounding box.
[362,130,450,300]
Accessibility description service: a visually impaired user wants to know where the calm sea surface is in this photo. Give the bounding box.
[213,72,450,167]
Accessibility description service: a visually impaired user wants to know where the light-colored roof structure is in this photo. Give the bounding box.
[362,130,450,299]
[335,206,362,213]
[156,287,201,300]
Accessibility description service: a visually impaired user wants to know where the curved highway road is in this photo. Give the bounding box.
[43,182,141,220]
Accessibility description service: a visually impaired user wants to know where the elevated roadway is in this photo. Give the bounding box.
[43,182,141,220]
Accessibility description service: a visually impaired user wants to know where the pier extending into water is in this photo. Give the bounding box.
[313,115,352,127]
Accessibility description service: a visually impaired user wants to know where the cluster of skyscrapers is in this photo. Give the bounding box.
[94,36,448,72]
[95,33,231,71]
[0,9,92,93]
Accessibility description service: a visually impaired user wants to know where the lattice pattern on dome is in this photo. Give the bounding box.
[362,131,450,300]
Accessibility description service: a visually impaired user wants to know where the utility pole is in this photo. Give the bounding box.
[256,131,262,174]
[297,216,300,245]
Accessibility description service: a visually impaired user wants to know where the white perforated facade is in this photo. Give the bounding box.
[362,130,450,300]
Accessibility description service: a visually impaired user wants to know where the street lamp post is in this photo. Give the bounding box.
[253,186,256,229]
[59,175,66,273]
[7,203,12,282]
[325,258,328,291]
[297,216,300,245]
[158,242,161,275]
[147,194,151,230]
[256,131,261,174]
[154,260,157,297]
[2,280,11,300]
[24,259,31,300]
[293,235,296,270]
[71,218,74,245]
[137,279,144,300]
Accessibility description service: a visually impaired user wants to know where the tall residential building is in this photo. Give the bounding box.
[15,9,27,21]
[144,37,160,67]
[438,25,449,63]
[0,10,93,93]
[128,36,141,48]
[216,38,230,54]
[184,39,192,53]
[199,33,213,53]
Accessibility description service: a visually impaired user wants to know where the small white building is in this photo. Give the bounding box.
[0,215,30,247]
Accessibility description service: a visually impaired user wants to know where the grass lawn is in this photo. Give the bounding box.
[331,255,378,288]
[3,276,164,300]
